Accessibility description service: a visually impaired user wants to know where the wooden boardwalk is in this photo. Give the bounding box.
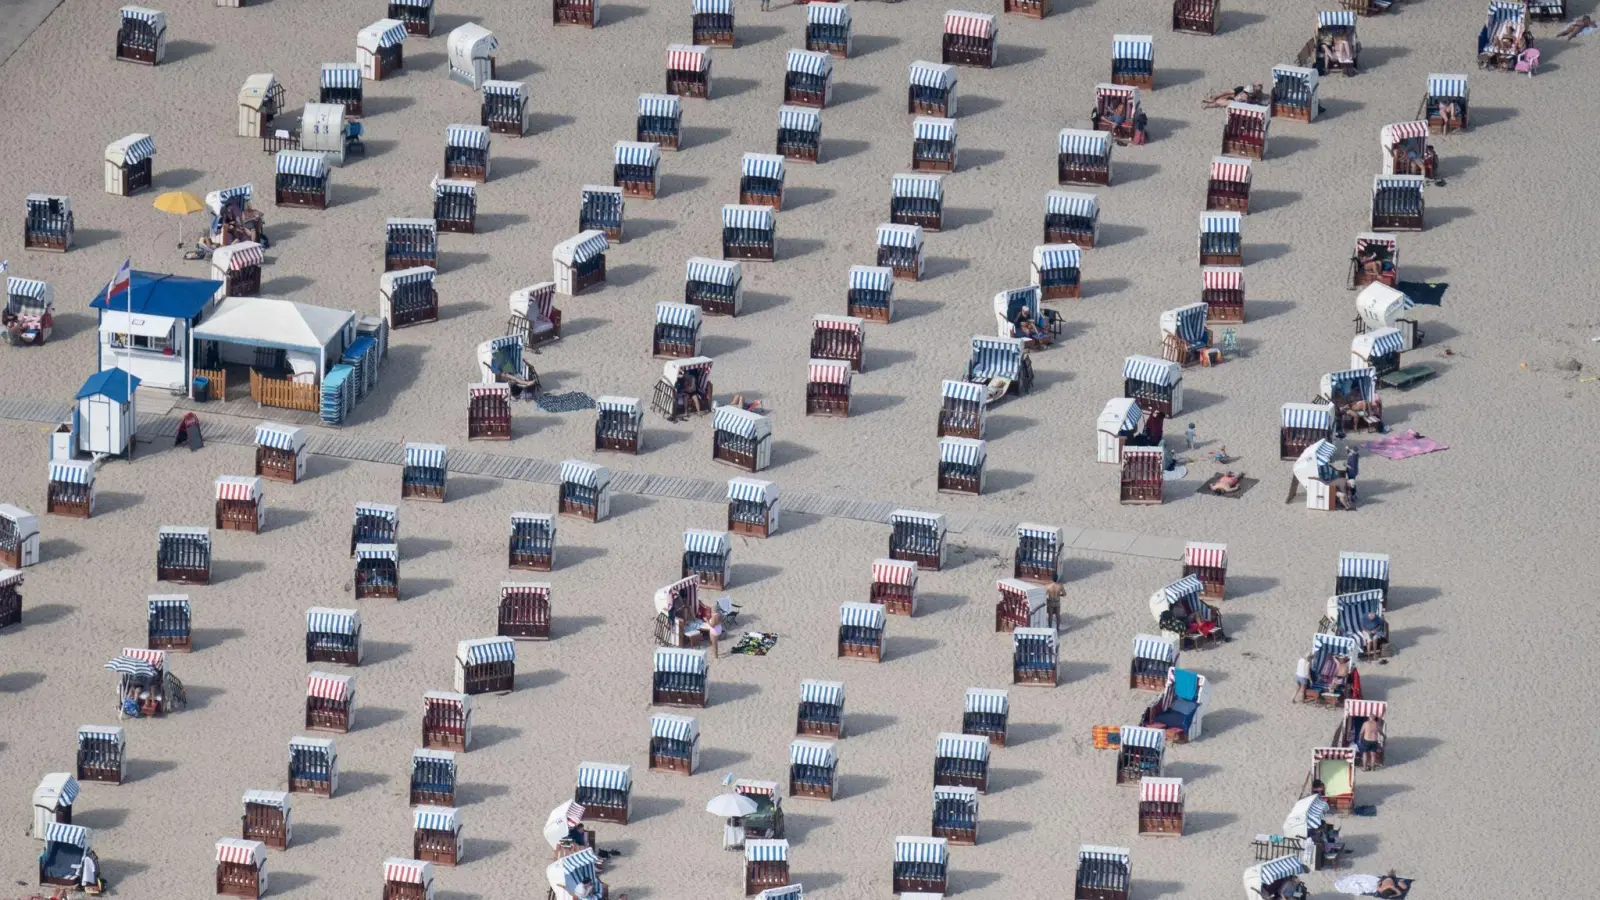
[0,396,1186,560]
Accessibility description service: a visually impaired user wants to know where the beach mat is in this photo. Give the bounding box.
[1361,429,1447,460]
[535,391,596,413]
[1396,280,1448,306]
[731,632,778,656]
[1197,473,1258,498]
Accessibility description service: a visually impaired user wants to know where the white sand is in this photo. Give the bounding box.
[0,0,1596,896]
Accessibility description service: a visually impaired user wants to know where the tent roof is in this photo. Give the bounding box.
[193,296,355,354]
[90,270,222,319]
[77,368,142,403]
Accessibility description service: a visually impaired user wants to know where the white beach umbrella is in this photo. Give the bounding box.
[705,793,758,817]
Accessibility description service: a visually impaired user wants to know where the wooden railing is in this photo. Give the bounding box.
[249,369,319,411]
[194,367,227,401]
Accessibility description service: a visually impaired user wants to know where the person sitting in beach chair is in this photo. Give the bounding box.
[677,370,709,414]
[1012,307,1051,345]
[1329,37,1355,68]
[1355,245,1394,281]
[1210,471,1244,494]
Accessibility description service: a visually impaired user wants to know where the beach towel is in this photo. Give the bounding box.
[1395,280,1448,306]
[535,391,597,413]
[731,632,778,656]
[1361,430,1447,460]
[1333,874,1381,895]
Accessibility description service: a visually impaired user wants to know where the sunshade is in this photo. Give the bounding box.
[706,793,759,817]
[153,191,205,247]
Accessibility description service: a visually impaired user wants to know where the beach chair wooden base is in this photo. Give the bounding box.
[838,640,883,662]
[1199,251,1241,267]
[158,566,211,586]
[510,551,554,572]
[965,724,1007,748]
[1139,804,1184,836]
[151,634,193,652]
[290,777,332,798]
[649,750,694,776]
[1130,670,1167,692]
[934,823,978,846]
[890,548,944,572]
[729,516,773,539]
[797,716,842,739]
[558,499,600,522]
[415,830,461,866]
[1014,667,1056,687]
[584,804,628,826]
[652,688,707,709]
[790,780,834,801]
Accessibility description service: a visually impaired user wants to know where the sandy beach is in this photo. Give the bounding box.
[1,0,1597,896]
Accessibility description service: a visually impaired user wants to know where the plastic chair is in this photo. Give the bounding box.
[1515,48,1539,76]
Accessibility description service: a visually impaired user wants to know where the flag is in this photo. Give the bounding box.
[106,258,132,304]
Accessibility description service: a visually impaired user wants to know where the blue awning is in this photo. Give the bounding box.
[76,368,142,404]
[90,271,221,319]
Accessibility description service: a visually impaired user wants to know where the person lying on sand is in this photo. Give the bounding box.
[1201,84,1264,108]
[1557,16,1596,39]
[1210,471,1244,494]
[1374,871,1414,898]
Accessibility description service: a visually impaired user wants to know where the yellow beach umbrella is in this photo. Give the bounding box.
[152,191,205,247]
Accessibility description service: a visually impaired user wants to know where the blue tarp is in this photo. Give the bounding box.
[90,271,222,320]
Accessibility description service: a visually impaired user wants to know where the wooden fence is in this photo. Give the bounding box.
[250,369,319,412]
[194,367,227,401]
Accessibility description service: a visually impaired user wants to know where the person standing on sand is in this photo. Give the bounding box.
[760,0,771,11]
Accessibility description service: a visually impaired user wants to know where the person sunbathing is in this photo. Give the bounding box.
[1375,871,1413,898]
[1329,37,1355,66]
[1211,471,1244,494]
[1557,16,1596,39]
[1201,86,1250,108]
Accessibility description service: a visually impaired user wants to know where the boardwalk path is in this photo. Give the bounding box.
[0,396,1187,560]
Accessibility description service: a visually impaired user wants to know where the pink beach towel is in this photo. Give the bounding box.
[1362,430,1448,460]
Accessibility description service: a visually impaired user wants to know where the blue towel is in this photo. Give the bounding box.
[1173,668,1201,701]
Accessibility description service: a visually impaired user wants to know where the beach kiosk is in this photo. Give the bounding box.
[943,10,997,67]
[806,358,852,418]
[241,791,290,849]
[306,607,361,665]
[104,134,155,197]
[685,257,743,315]
[1172,0,1218,34]
[1199,212,1243,265]
[1097,398,1142,464]
[455,637,516,695]
[890,173,944,231]
[797,679,845,738]
[683,529,731,589]
[995,578,1047,632]
[845,267,893,323]
[305,671,355,733]
[381,859,434,900]
[1420,74,1468,134]
[594,396,644,453]
[321,64,363,117]
[1223,102,1270,159]
[614,142,660,199]
[1032,244,1082,300]
[413,807,462,867]
[932,787,978,846]
[210,241,264,297]
[1206,157,1251,213]
[447,24,497,90]
[580,185,624,241]
[423,692,472,751]
[806,3,852,56]
[389,0,433,35]
[939,379,987,440]
[1059,129,1113,186]
[1130,634,1179,691]
[894,837,950,895]
[838,601,886,661]
[357,20,406,81]
[712,406,772,472]
[789,739,837,800]
[692,0,735,46]
[379,266,439,328]
[666,45,712,98]
[1111,34,1154,88]
[558,460,611,521]
[47,460,96,518]
[434,179,477,234]
[354,543,400,599]
[385,218,437,270]
[39,824,97,890]
[287,736,337,797]
[908,60,958,117]
[554,0,598,27]
[1045,190,1099,246]
[467,383,512,440]
[728,477,779,538]
[1138,777,1185,837]
[238,75,285,138]
[723,205,776,262]
[24,194,73,252]
[32,774,78,838]
[1201,266,1244,323]
[1116,725,1165,784]
[1013,627,1057,686]
[652,648,708,707]
[876,224,925,281]
[740,153,787,210]
[784,49,834,108]
[1124,355,1183,416]
[1271,65,1319,122]
[508,283,560,347]
[889,509,946,570]
[575,763,632,824]
[811,314,864,371]
[157,526,210,584]
[116,6,166,65]
[963,687,1009,746]
[911,117,958,172]
[870,558,918,615]
[5,275,55,345]
[638,94,683,149]
[0,505,40,568]
[553,231,609,295]
[509,513,555,571]
[444,124,491,182]
[401,443,447,501]
[77,726,125,784]
[1076,846,1132,900]
[479,82,528,139]
[214,476,265,533]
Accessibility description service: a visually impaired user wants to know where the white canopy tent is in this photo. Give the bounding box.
[191,296,357,396]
